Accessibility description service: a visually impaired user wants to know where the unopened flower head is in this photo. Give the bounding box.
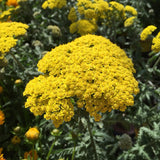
[15,79,23,84]
[118,133,132,150]
[24,34,139,128]
[6,0,19,7]
[11,136,21,144]
[47,25,62,37]
[25,127,40,141]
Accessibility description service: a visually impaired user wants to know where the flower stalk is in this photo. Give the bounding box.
[87,114,99,160]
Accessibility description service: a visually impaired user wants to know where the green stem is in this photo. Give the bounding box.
[46,138,57,160]
[71,141,76,160]
[30,143,35,160]
[153,56,160,68]
[9,52,25,70]
[87,114,99,160]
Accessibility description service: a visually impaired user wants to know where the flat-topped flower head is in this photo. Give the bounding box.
[0,22,29,38]
[24,34,139,128]
[151,32,160,52]
[124,5,137,16]
[140,25,157,41]
[42,0,67,9]
[124,16,136,27]
[0,22,28,55]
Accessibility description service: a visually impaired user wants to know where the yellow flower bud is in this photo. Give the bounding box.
[11,135,21,144]
[13,126,21,134]
[14,79,23,84]
[51,129,60,136]
[25,127,40,141]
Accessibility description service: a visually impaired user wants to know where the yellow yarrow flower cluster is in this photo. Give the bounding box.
[124,5,137,16]
[24,34,139,128]
[140,25,157,41]
[69,19,97,35]
[68,0,109,35]
[0,37,17,56]
[68,0,138,35]
[0,8,15,20]
[0,22,28,58]
[151,32,160,52]
[124,16,137,27]
[68,7,77,23]
[42,0,67,9]
[0,6,20,21]
[0,22,28,37]
[109,1,124,12]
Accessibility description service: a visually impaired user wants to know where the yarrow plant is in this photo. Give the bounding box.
[0,0,160,159]
[0,22,28,57]
[23,34,139,128]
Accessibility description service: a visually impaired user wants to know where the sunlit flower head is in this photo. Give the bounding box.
[124,16,136,27]
[151,32,160,53]
[124,5,137,16]
[140,25,157,41]
[24,34,139,128]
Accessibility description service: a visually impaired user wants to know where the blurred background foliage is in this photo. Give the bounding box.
[0,0,160,160]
